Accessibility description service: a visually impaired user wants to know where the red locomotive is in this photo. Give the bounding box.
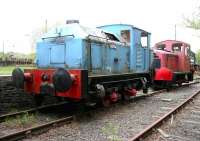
[152,40,194,88]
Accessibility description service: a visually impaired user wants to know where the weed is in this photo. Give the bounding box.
[102,122,122,141]
[4,112,37,128]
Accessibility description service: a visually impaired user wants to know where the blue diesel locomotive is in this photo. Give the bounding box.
[12,21,152,106]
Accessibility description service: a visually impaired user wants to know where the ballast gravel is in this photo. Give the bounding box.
[22,83,200,141]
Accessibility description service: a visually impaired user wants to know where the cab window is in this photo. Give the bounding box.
[185,46,190,56]
[141,31,148,48]
[121,30,130,43]
[172,43,182,52]
[156,44,166,50]
[105,32,120,42]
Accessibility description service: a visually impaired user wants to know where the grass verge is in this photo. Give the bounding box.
[4,112,37,128]
[0,65,35,75]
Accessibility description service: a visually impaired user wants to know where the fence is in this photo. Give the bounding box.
[0,57,33,66]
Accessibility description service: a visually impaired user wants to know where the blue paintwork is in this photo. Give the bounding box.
[36,23,151,74]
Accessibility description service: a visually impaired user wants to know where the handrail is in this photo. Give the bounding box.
[87,34,108,40]
[42,34,75,40]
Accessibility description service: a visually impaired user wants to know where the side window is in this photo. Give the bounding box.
[156,44,166,50]
[185,46,190,56]
[121,30,130,43]
[105,32,120,42]
[172,43,182,52]
[141,31,148,48]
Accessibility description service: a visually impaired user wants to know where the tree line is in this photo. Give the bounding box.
[184,7,200,64]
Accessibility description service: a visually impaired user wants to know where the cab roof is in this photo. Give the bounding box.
[41,23,118,40]
[98,24,151,34]
[155,40,190,46]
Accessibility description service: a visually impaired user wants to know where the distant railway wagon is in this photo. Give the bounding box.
[12,22,152,106]
[152,40,194,88]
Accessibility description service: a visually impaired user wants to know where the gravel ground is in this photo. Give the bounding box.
[144,89,200,141]
[18,83,200,141]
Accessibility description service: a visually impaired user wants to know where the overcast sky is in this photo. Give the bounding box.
[0,0,199,53]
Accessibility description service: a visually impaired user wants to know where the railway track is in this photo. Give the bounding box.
[144,92,200,141]
[129,86,200,141]
[0,80,199,141]
[0,102,73,141]
[0,116,73,141]
[0,102,68,122]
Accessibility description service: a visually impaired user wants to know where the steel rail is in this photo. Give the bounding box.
[129,89,200,141]
[0,116,73,141]
[0,102,67,122]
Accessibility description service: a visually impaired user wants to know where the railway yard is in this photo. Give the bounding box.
[0,21,198,141]
[1,0,200,140]
[0,76,199,141]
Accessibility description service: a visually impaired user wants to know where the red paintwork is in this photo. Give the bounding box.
[24,69,83,100]
[154,67,173,81]
[154,50,178,72]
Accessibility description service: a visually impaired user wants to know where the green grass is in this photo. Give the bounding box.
[0,65,36,75]
[4,112,37,128]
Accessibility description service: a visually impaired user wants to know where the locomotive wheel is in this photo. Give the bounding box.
[12,68,24,89]
[34,95,44,106]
